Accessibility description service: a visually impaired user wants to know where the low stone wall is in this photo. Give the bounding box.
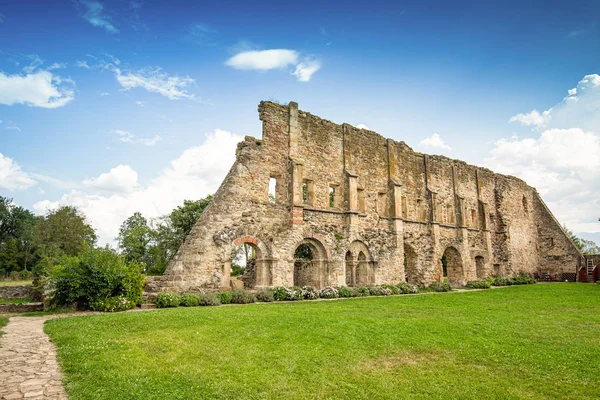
[0,285,33,299]
[0,302,43,313]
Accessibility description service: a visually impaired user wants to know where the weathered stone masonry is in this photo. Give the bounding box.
[148,101,584,293]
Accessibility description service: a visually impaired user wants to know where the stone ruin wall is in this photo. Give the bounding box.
[146,101,584,294]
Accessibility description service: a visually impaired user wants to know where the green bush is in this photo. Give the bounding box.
[338,286,358,298]
[180,293,200,307]
[301,286,319,300]
[231,290,256,304]
[428,282,452,292]
[155,291,181,308]
[20,270,31,280]
[318,286,339,299]
[491,271,536,286]
[46,246,145,311]
[256,289,274,302]
[465,280,491,289]
[397,282,419,294]
[89,296,136,312]
[272,286,303,301]
[368,285,392,296]
[355,286,370,297]
[383,284,400,295]
[198,293,221,306]
[217,291,233,305]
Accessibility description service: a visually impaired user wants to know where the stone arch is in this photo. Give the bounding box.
[475,255,486,280]
[442,246,464,286]
[404,243,421,285]
[293,237,329,289]
[345,240,374,285]
[226,235,271,289]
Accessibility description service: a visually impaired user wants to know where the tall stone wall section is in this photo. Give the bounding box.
[150,101,583,293]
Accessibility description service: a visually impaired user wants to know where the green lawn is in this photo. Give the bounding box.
[0,298,30,304]
[45,284,600,400]
[0,280,33,286]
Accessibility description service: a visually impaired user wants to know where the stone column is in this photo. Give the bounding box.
[222,260,231,289]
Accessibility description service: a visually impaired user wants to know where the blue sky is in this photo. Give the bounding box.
[1,0,599,245]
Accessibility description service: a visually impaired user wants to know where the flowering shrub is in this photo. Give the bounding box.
[90,295,135,312]
[382,284,400,295]
[318,286,339,299]
[301,286,319,300]
[272,286,303,301]
[198,293,221,306]
[337,286,358,298]
[256,289,274,302]
[368,286,392,296]
[428,282,452,292]
[155,291,181,308]
[217,291,233,304]
[397,282,419,294]
[465,280,491,289]
[180,293,200,307]
[231,289,256,304]
[355,286,370,297]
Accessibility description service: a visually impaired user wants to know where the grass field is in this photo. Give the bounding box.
[0,280,33,286]
[0,298,30,304]
[45,284,600,399]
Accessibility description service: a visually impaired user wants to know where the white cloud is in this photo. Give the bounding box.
[114,129,162,146]
[34,129,243,245]
[83,165,138,193]
[6,126,21,132]
[292,59,321,82]
[509,74,600,131]
[489,73,600,236]
[509,109,550,127]
[0,153,36,191]
[135,100,146,107]
[356,124,371,130]
[100,92,110,96]
[419,133,451,151]
[77,0,118,34]
[0,70,75,108]
[115,67,196,100]
[226,49,299,70]
[76,60,91,69]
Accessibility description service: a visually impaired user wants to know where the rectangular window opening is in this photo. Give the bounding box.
[329,185,336,208]
[268,177,277,204]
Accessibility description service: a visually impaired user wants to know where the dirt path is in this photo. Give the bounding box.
[0,316,67,400]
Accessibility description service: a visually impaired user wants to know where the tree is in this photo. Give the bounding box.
[117,212,153,265]
[0,196,41,274]
[35,206,97,270]
[169,196,213,242]
[563,224,600,254]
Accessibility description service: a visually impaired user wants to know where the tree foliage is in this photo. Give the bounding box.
[563,224,600,255]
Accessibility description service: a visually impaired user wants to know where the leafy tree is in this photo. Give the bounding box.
[563,224,599,254]
[169,196,213,242]
[0,196,41,275]
[117,212,153,265]
[35,206,96,274]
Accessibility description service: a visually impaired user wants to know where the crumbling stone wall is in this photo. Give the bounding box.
[150,101,583,293]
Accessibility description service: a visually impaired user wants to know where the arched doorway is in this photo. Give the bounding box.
[227,236,270,289]
[442,246,463,286]
[293,238,328,288]
[346,240,374,285]
[475,256,486,280]
[404,244,420,285]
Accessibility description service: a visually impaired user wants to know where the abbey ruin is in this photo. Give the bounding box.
[149,101,584,292]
